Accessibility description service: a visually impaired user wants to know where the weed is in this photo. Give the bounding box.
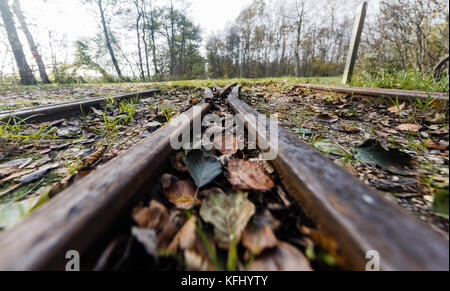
[159,103,176,123]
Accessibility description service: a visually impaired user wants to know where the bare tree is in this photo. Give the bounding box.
[12,0,50,83]
[294,0,306,77]
[0,0,35,85]
[91,0,123,79]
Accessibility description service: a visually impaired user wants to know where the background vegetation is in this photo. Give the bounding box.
[0,0,448,91]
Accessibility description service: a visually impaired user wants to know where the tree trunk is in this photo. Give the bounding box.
[134,1,144,79]
[295,1,305,77]
[12,0,50,83]
[0,0,35,85]
[169,0,175,76]
[140,2,150,80]
[97,0,122,80]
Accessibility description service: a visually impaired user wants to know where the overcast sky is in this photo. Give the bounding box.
[17,0,253,42]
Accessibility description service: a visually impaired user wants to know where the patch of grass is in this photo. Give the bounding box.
[159,103,176,123]
[0,116,58,145]
[351,70,449,92]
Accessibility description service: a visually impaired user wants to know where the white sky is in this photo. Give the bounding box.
[17,0,252,44]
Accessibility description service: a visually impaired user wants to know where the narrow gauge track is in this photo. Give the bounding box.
[0,84,447,271]
[0,89,160,124]
[295,83,449,102]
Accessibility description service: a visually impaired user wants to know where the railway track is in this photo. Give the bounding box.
[295,83,449,102]
[0,84,448,271]
[0,89,160,124]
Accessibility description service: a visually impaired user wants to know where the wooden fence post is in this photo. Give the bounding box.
[342,2,367,84]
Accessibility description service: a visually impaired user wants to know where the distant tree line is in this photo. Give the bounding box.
[206,0,449,79]
[0,0,448,85]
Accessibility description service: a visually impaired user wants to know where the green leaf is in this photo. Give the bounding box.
[199,189,255,249]
[0,186,50,230]
[182,150,222,188]
[353,140,413,175]
[432,188,449,218]
[313,138,350,157]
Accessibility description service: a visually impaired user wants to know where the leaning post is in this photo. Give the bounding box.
[342,2,367,84]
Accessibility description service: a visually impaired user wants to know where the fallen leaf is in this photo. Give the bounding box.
[200,189,255,249]
[227,159,274,192]
[171,152,187,172]
[132,227,158,258]
[387,102,405,114]
[0,166,18,178]
[161,174,199,209]
[167,215,197,253]
[132,200,169,230]
[0,187,50,229]
[82,145,107,167]
[182,150,222,188]
[396,123,422,132]
[425,139,449,151]
[247,241,312,271]
[0,158,32,169]
[184,249,215,271]
[242,225,278,255]
[19,163,59,184]
[313,138,350,157]
[214,134,239,155]
[131,201,184,248]
[354,140,413,175]
[1,169,35,183]
[91,107,104,116]
[317,114,339,123]
[338,122,360,133]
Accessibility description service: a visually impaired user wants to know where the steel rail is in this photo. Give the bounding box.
[0,89,160,123]
[295,83,449,102]
[0,102,211,271]
[227,86,449,271]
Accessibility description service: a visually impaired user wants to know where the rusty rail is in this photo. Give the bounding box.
[0,102,211,271]
[296,83,448,102]
[227,86,449,271]
[0,89,160,123]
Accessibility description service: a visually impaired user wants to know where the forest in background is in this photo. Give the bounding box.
[0,0,448,85]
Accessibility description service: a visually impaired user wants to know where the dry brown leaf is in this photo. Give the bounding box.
[242,225,278,255]
[131,200,184,248]
[247,241,312,271]
[184,249,215,271]
[190,98,199,105]
[162,174,199,209]
[388,102,405,114]
[425,139,449,151]
[171,152,187,172]
[317,114,339,123]
[396,123,422,132]
[132,200,169,230]
[214,134,239,155]
[82,145,107,167]
[0,166,18,179]
[167,215,197,253]
[227,159,275,192]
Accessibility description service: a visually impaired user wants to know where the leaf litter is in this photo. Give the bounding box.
[88,91,333,271]
[246,82,448,235]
